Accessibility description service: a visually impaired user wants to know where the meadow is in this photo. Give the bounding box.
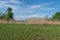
[0,24,60,40]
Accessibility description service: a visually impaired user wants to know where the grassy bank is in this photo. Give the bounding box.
[0,24,60,40]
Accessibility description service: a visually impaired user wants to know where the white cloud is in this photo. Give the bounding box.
[10,0,21,4]
[0,1,10,11]
[0,0,21,10]
[10,0,16,2]
[0,1,10,6]
[4,4,20,9]
[14,13,48,20]
[10,0,19,2]
[28,4,49,9]
[40,7,55,10]
[15,15,27,18]
[27,13,47,18]
[29,5,42,9]
[14,15,28,20]
[0,1,9,3]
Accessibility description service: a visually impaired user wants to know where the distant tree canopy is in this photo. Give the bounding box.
[51,12,60,20]
[7,7,13,19]
[0,7,13,21]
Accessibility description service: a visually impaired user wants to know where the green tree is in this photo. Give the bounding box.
[51,12,60,20]
[7,7,13,19]
[0,7,13,21]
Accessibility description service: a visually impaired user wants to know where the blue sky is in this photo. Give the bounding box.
[0,0,60,20]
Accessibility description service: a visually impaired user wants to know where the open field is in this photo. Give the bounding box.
[0,24,60,40]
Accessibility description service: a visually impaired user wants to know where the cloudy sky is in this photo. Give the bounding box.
[0,0,60,20]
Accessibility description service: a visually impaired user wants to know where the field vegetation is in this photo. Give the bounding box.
[0,24,60,40]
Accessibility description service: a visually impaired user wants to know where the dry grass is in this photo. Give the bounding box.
[0,19,60,25]
[27,19,60,25]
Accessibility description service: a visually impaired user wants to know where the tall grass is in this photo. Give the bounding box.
[0,24,60,40]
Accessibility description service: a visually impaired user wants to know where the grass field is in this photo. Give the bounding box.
[0,24,60,40]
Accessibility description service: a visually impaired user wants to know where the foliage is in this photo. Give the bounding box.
[0,13,6,19]
[0,7,13,21]
[51,12,60,20]
[7,7,13,19]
